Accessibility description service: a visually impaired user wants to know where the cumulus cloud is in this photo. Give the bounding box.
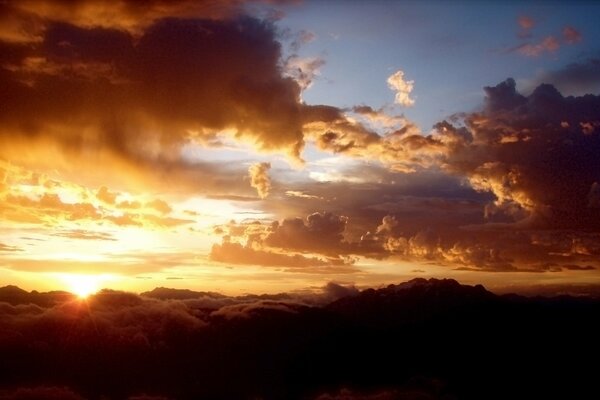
[266,212,349,256]
[248,162,272,199]
[435,78,600,231]
[387,70,415,107]
[210,201,600,272]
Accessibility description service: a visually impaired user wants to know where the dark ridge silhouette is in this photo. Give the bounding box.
[328,278,496,325]
[141,287,226,300]
[0,285,74,307]
[0,279,598,399]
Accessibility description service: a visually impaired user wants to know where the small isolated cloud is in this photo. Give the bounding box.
[387,70,415,107]
[249,162,272,199]
[518,15,535,38]
[563,26,582,44]
[518,15,535,30]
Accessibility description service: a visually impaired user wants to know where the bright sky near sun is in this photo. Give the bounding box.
[1,0,600,295]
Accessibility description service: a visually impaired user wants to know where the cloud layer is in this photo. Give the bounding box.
[0,280,598,399]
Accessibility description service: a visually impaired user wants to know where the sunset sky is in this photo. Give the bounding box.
[1,0,599,296]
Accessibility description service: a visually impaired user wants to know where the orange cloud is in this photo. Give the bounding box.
[209,241,355,273]
[518,15,535,30]
[0,162,192,229]
[517,36,560,57]
[562,26,582,44]
[248,162,272,199]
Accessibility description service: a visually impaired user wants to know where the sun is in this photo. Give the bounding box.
[62,274,102,299]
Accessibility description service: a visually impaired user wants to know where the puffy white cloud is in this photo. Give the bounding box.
[387,70,415,107]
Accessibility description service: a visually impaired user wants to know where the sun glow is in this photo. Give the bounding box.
[60,274,113,298]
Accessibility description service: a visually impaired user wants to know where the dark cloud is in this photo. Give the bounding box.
[212,201,600,272]
[265,212,349,256]
[0,0,273,39]
[436,78,600,231]
[0,14,314,184]
[527,57,600,96]
[322,281,359,302]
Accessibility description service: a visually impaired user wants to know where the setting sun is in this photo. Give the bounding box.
[61,274,107,298]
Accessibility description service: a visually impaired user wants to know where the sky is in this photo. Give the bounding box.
[1,0,600,296]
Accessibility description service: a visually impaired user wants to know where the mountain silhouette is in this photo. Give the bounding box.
[0,279,598,399]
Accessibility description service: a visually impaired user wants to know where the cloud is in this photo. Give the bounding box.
[516,36,560,57]
[284,55,326,92]
[0,8,430,187]
[0,243,22,252]
[0,16,308,171]
[0,163,193,229]
[518,16,535,30]
[289,29,316,52]
[511,22,582,57]
[266,212,349,256]
[0,280,598,399]
[0,289,207,346]
[517,15,535,39]
[55,230,116,241]
[321,282,359,302]
[209,241,354,272]
[435,78,600,231]
[0,0,261,39]
[562,26,582,44]
[387,70,415,107]
[248,162,272,199]
[96,186,117,205]
[526,57,600,96]
[210,300,303,320]
[145,199,172,215]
